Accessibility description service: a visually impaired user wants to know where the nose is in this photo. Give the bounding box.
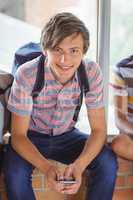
[60,53,71,64]
[60,54,65,63]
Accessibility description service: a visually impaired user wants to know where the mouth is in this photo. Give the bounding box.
[56,64,73,71]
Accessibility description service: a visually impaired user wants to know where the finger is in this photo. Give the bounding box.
[64,165,73,179]
[64,183,80,191]
[56,173,64,181]
[64,183,78,188]
[55,168,64,181]
[61,187,78,195]
[56,182,65,192]
[49,178,64,192]
[64,189,77,195]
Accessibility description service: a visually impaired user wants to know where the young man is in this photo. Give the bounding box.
[111,55,133,160]
[4,12,117,200]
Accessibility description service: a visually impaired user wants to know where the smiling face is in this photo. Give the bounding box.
[44,33,84,84]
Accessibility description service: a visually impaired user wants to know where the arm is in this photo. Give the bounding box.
[114,95,133,133]
[75,107,106,171]
[8,64,64,192]
[11,112,64,192]
[11,112,52,173]
[75,61,106,171]
[63,107,106,194]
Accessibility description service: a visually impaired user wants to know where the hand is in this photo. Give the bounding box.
[45,164,65,193]
[61,163,83,194]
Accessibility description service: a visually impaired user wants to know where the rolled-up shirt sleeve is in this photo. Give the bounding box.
[85,60,104,109]
[110,70,128,97]
[7,65,33,116]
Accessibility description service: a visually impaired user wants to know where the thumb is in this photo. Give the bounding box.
[56,168,64,181]
[64,164,74,179]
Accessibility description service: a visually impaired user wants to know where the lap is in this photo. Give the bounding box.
[4,128,116,174]
[49,128,88,164]
[3,128,88,171]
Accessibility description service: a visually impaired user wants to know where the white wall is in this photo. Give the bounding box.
[0,13,40,72]
[25,0,80,27]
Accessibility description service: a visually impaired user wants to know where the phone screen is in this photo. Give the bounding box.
[58,180,77,185]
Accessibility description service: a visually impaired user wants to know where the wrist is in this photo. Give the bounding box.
[39,159,53,174]
[74,159,87,173]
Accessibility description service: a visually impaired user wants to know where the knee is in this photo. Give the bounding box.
[111,134,129,154]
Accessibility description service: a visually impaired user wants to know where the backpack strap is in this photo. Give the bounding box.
[31,55,45,98]
[78,60,90,93]
[73,61,89,122]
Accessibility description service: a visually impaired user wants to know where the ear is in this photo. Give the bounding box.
[43,50,47,57]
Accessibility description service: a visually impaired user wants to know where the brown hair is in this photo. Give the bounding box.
[40,12,90,54]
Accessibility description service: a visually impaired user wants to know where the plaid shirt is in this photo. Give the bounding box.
[7,57,104,135]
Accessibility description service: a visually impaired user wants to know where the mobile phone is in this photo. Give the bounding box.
[57,179,77,185]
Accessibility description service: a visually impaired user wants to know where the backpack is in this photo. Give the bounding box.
[0,70,13,142]
[0,42,89,140]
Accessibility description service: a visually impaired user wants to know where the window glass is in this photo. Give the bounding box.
[108,0,133,135]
